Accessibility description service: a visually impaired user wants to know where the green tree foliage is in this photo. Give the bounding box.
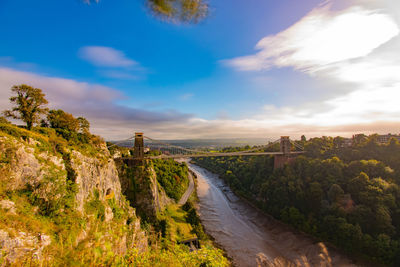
[0,116,10,124]
[48,109,80,132]
[45,109,96,147]
[3,84,49,130]
[147,0,208,23]
[153,159,189,201]
[183,201,207,240]
[84,0,208,23]
[193,135,400,265]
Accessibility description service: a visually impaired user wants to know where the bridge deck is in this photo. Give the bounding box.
[119,151,304,160]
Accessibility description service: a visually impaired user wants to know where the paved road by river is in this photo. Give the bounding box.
[178,170,194,205]
[188,163,358,267]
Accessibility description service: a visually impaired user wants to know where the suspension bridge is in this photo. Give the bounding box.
[111,133,304,168]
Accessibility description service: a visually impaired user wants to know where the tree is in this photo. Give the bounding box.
[328,184,344,203]
[3,84,48,130]
[84,0,208,23]
[77,117,90,134]
[47,109,79,132]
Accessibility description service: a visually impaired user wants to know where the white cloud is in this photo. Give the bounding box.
[79,46,137,67]
[222,0,400,137]
[225,3,399,72]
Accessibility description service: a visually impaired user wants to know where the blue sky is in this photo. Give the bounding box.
[1,0,400,139]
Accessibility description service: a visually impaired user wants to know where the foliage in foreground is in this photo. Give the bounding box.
[120,244,229,267]
[84,0,208,24]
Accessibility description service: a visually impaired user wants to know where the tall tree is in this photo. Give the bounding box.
[3,84,49,130]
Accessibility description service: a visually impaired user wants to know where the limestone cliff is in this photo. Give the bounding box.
[70,148,122,213]
[0,126,147,265]
[116,159,172,221]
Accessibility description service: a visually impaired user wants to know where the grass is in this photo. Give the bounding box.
[157,204,196,243]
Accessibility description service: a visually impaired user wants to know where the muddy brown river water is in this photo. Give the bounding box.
[188,163,359,267]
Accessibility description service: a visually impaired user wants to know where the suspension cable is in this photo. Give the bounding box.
[144,136,282,155]
[107,135,135,149]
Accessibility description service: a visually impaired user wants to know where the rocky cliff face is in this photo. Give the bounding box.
[70,149,122,213]
[116,159,171,221]
[0,129,147,265]
[0,135,123,214]
[0,136,65,191]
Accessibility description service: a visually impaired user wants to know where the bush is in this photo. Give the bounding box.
[0,116,10,124]
[85,190,105,221]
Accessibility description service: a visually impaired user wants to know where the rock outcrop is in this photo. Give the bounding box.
[71,149,122,213]
[0,136,65,191]
[0,230,51,264]
[116,159,171,220]
[0,131,147,264]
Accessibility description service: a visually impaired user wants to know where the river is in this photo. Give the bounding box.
[188,163,358,267]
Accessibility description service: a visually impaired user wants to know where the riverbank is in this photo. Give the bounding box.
[187,168,234,265]
[189,162,358,267]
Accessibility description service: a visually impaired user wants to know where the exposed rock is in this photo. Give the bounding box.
[0,136,65,190]
[75,229,88,245]
[125,215,147,253]
[71,151,122,213]
[0,134,148,262]
[105,206,114,222]
[38,151,65,170]
[39,234,51,247]
[0,199,16,215]
[116,160,171,220]
[0,229,51,264]
[27,138,40,146]
[112,150,121,159]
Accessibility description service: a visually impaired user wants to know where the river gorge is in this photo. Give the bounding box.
[188,163,358,267]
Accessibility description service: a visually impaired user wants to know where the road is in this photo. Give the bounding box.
[178,170,194,205]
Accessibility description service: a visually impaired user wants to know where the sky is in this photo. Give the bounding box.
[0,0,399,140]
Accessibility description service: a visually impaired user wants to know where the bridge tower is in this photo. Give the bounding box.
[134,132,144,159]
[274,136,296,169]
[280,136,291,154]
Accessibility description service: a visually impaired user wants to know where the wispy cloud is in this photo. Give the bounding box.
[0,67,191,139]
[2,66,400,140]
[179,93,194,101]
[79,46,137,68]
[222,0,400,135]
[224,2,399,72]
[78,46,146,80]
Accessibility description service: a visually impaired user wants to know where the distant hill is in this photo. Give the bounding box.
[109,138,274,149]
